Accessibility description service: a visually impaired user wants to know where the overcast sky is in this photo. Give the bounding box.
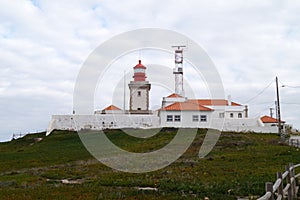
[0,0,300,141]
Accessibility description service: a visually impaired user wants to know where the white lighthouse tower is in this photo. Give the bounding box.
[128,60,151,114]
[172,46,186,97]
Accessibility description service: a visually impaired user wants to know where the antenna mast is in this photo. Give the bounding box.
[172,45,186,96]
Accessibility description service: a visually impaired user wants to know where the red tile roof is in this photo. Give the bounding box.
[161,101,213,111]
[103,105,121,111]
[261,115,285,123]
[166,93,184,98]
[189,99,241,106]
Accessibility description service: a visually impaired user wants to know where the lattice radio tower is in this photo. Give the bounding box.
[172,45,186,96]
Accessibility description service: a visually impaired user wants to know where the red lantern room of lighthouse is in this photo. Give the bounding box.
[128,60,151,114]
[133,60,146,81]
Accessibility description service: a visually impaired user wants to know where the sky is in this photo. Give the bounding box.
[0,0,300,141]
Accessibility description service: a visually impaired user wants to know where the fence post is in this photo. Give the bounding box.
[290,163,297,198]
[286,165,293,200]
[277,172,283,198]
[266,182,274,200]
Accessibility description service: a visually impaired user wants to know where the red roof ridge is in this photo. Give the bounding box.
[161,101,213,111]
[261,115,285,123]
[166,93,184,98]
[189,99,242,106]
[103,105,121,111]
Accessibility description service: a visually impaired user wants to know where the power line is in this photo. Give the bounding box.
[250,102,275,118]
[244,78,275,104]
[282,85,300,88]
[251,101,275,106]
[279,79,300,88]
[281,102,300,106]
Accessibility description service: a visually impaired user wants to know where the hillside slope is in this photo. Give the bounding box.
[0,129,299,199]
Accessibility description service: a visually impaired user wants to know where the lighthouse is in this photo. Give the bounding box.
[128,60,151,114]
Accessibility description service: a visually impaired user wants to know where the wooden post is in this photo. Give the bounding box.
[277,172,284,198]
[290,163,297,197]
[286,165,293,200]
[266,182,274,200]
[276,76,282,137]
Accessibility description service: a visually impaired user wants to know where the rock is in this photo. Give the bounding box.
[0,180,17,187]
[137,187,158,191]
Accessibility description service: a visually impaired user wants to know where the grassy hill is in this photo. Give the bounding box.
[0,129,299,199]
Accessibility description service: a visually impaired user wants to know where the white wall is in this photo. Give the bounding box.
[206,105,246,119]
[129,81,150,111]
[221,118,278,133]
[47,114,160,135]
[159,110,279,133]
[47,112,279,136]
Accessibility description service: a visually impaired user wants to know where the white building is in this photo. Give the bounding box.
[159,93,248,128]
[46,51,287,135]
[260,115,286,132]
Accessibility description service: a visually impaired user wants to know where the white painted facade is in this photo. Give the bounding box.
[208,105,247,119]
[159,110,212,128]
[128,81,150,112]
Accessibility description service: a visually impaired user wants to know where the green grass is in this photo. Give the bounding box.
[0,129,299,199]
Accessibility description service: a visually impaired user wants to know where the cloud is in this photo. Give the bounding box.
[0,0,300,141]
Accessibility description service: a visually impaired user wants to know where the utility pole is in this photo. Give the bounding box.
[275,101,278,119]
[123,70,126,111]
[276,76,282,136]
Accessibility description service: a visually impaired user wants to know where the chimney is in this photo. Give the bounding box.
[244,105,248,118]
[228,95,232,106]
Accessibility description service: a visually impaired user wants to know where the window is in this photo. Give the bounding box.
[167,115,173,122]
[137,91,141,96]
[230,113,234,118]
[219,113,224,118]
[200,115,207,122]
[238,113,242,118]
[135,68,145,73]
[174,115,181,122]
[192,115,199,122]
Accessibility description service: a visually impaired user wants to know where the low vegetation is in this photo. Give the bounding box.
[0,129,299,199]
